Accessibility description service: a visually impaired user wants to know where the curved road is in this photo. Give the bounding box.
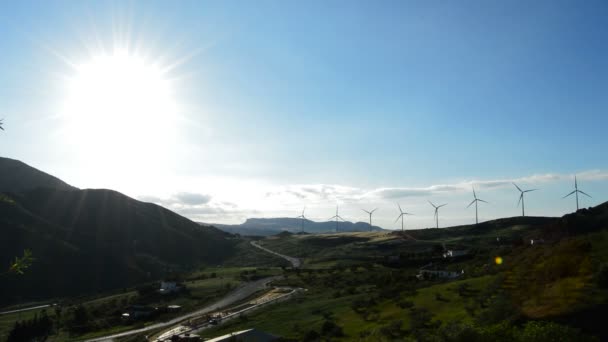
[250,241,301,268]
[85,276,279,342]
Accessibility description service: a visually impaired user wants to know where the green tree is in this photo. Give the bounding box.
[8,249,34,275]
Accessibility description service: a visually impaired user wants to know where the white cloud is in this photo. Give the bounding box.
[136,169,607,226]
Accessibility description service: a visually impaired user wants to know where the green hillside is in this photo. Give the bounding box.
[0,187,237,305]
[201,202,608,341]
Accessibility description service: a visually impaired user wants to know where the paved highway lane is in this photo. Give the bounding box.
[0,304,53,316]
[250,241,301,268]
[84,276,279,342]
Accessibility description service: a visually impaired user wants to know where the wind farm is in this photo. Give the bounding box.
[3,1,608,340]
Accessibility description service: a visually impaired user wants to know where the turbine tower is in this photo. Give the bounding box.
[429,201,447,229]
[362,208,378,232]
[513,183,537,217]
[328,206,345,233]
[394,203,413,231]
[297,207,307,233]
[467,187,488,224]
[563,175,591,211]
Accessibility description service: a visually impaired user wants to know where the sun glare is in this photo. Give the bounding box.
[61,49,178,175]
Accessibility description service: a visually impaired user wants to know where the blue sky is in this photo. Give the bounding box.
[1,0,608,228]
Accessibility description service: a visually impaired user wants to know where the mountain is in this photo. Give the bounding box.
[0,158,236,304]
[0,157,76,193]
[210,217,386,236]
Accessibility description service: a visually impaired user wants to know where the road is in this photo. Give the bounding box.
[0,304,53,316]
[84,276,279,342]
[250,241,301,268]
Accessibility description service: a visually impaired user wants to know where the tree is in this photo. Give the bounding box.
[8,249,34,275]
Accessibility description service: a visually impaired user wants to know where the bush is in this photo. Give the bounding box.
[597,263,608,288]
[321,320,344,337]
[302,329,320,341]
[515,321,595,342]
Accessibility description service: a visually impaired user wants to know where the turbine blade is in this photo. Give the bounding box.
[395,214,403,223]
[578,190,592,198]
[513,183,522,192]
[467,199,476,208]
[563,190,576,199]
[371,208,378,214]
[404,212,414,215]
[478,199,489,204]
[438,203,447,208]
[362,209,370,214]
[398,203,403,213]
[524,189,538,193]
[428,200,436,208]
[473,187,477,199]
[517,193,523,207]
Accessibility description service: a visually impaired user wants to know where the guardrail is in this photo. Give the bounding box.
[154,287,302,341]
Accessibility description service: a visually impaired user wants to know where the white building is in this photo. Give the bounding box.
[417,269,463,280]
[159,281,181,294]
[443,249,469,258]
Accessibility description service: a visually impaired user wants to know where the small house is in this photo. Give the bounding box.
[160,281,182,294]
[443,249,469,258]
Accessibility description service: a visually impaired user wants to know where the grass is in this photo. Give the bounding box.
[0,267,282,341]
[199,271,498,341]
[0,307,50,341]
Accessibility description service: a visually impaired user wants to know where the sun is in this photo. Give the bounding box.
[60,48,178,174]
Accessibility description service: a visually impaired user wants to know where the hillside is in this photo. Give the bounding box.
[0,157,76,193]
[0,159,237,304]
[211,217,385,236]
[202,201,608,341]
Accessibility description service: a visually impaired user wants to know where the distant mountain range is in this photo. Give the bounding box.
[209,217,386,236]
[0,157,236,304]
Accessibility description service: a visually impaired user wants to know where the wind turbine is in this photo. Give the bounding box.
[513,183,537,217]
[563,175,591,211]
[297,207,307,233]
[394,204,413,231]
[328,206,346,233]
[467,187,488,224]
[429,201,447,228]
[362,208,378,232]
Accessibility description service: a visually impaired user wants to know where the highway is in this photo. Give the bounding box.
[0,304,53,316]
[84,276,279,342]
[250,241,301,268]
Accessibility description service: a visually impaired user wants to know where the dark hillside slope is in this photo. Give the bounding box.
[0,187,236,304]
[0,157,76,192]
[406,216,558,241]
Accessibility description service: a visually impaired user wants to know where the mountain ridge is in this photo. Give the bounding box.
[0,157,236,304]
[208,217,386,236]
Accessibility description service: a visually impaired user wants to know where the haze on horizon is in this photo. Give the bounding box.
[1,0,608,229]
